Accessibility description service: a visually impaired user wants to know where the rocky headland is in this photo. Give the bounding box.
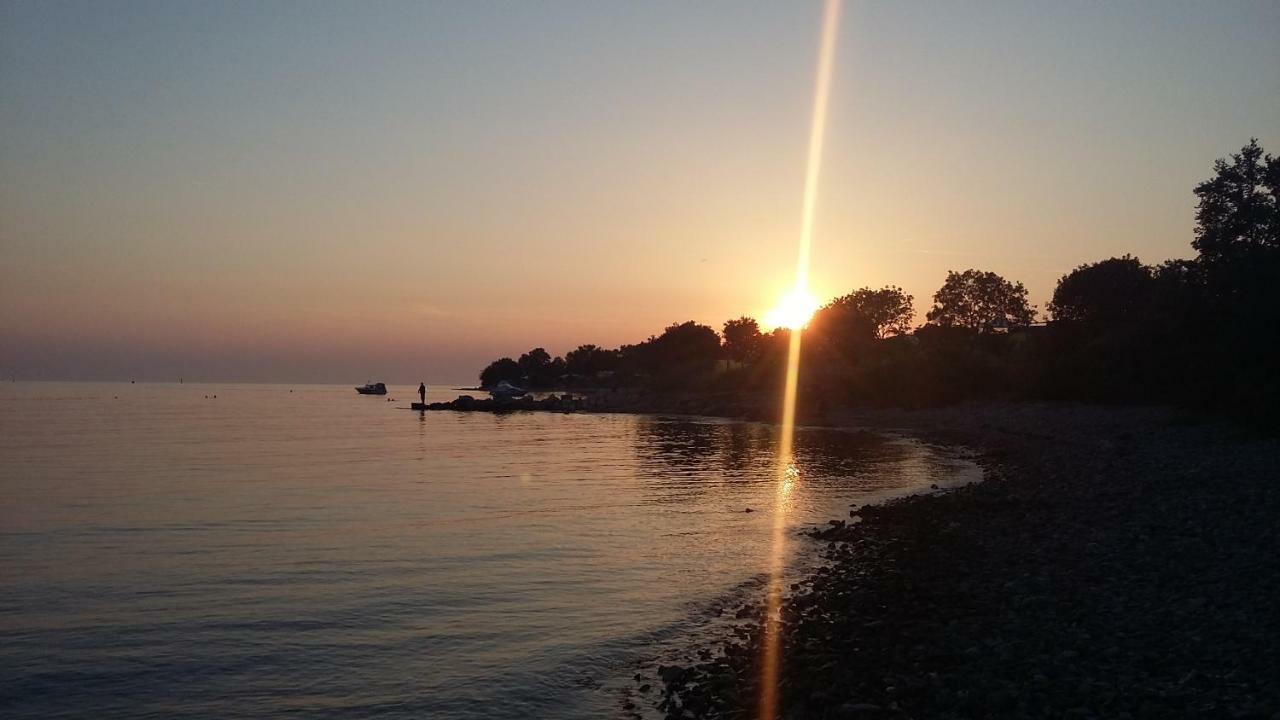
[421,388,786,421]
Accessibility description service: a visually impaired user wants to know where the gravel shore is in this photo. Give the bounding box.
[651,403,1280,719]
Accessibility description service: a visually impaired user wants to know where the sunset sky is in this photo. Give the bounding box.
[2,1,1277,383]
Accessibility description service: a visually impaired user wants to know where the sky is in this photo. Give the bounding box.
[2,1,1277,384]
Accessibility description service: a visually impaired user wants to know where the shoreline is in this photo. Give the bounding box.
[417,388,794,423]
[643,402,1280,718]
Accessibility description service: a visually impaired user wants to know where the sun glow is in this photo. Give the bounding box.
[763,286,820,330]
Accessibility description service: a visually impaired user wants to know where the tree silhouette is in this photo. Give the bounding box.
[1193,138,1279,260]
[1049,255,1154,325]
[628,321,722,387]
[808,299,876,356]
[515,347,565,387]
[565,344,620,376]
[926,269,1035,331]
[823,286,914,339]
[651,321,721,370]
[722,317,763,363]
[479,357,521,388]
[518,347,551,375]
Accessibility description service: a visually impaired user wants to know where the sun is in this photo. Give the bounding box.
[763,287,819,330]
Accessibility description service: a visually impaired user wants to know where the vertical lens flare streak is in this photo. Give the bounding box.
[793,0,841,293]
[759,2,842,720]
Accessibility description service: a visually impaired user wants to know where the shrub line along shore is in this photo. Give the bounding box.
[467,140,1280,431]
[608,402,1279,720]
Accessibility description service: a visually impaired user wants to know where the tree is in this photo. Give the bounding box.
[630,321,722,385]
[564,344,620,376]
[1192,138,1279,260]
[926,269,1035,331]
[722,317,763,363]
[517,347,551,376]
[1048,255,1154,325]
[808,300,877,354]
[650,321,721,372]
[516,347,564,387]
[479,357,521,388]
[823,286,915,339]
[565,344,601,375]
[544,356,566,386]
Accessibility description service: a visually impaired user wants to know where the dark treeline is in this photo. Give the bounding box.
[479,140,1280,424]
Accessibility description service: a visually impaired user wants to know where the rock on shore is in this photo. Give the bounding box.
[653,403,1280,719]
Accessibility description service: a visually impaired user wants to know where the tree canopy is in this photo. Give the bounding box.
[479,357,521,388]
[722,317,763,363]
[647,321,721,373]
[1049,255,1154,325]
[1192,138,1280,260]
[517,348,551,375]
[926,269,1035,331]
[564,344,619,377]
[823,286,915,339]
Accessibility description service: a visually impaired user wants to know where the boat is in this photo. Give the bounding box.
[355,382,388,395]
[488,380,527,399]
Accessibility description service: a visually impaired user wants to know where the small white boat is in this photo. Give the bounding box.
[355,382,388,395]
[488,380,527,399]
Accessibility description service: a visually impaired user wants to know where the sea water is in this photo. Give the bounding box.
[0,382,978,718]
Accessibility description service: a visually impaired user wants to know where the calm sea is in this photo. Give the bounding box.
[0,382,978,719]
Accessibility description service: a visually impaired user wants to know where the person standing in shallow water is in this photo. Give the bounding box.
[418,382,426,405]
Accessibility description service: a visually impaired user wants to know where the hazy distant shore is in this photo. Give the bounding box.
[644,403,1280,719]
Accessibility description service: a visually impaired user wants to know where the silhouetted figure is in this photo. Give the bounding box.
[418,382,426,405]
